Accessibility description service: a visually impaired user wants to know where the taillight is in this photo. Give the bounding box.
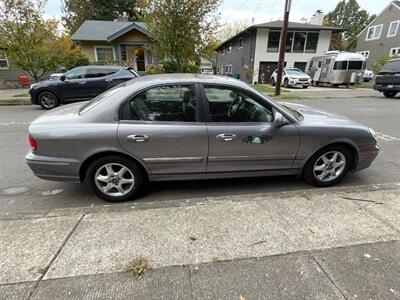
[29,134,37,151]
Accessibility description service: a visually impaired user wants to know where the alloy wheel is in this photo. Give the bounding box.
[313,151,346,182]
[94,163,135,197]
[40,93,57,109]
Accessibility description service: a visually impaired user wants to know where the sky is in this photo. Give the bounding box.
[43,0,390,25]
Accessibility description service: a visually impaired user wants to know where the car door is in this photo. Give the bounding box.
[86,68,115,98]
[117,84,208,175]
[61,67,90,100]
[203,85,300,173]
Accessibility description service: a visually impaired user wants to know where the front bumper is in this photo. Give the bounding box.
[374,84,400,92]
[26,152,81,182]
[354,144,380,172]
[290,79,311,86]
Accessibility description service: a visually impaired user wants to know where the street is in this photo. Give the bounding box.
[0,95,399,215]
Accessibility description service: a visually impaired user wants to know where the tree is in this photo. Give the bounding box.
[324,0,375,51]
[62,0,143,34]
[0,0,88,82]
[141,0,221,73]
[217,19,250,42]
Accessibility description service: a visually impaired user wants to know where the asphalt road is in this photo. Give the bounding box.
[0,95,399,214]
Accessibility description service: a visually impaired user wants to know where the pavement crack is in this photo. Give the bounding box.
[312,256,348,300]
[340,196,384,204]
[28,213,86,299]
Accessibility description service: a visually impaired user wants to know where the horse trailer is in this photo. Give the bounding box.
[305,51,366,87]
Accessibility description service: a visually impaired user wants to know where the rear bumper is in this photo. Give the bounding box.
[354,144,380,172]
[374,84,400,92]
[25,152,81,182]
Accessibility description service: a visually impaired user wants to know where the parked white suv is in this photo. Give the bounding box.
[200,66,214,75]
[271,68,312,88]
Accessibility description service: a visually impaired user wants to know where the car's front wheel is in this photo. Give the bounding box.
[271,78,276,86]
[383,91,398,98]
[86,155,145,202]
[303,145,351,187]
[38,91,59,110]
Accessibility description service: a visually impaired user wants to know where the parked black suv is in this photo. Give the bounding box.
[374,59,400,98]
[30,66,139,109]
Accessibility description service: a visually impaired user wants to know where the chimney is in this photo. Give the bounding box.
[310,10,324,25]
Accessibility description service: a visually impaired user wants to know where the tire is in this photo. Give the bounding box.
[271,78,276,86]
[314,81,320,87]
[86,155,145,202]
[383,91,398,98]
[284,78,289,88]
[303,145,352,187]
[302,85,308,89]
[38,91,59,110]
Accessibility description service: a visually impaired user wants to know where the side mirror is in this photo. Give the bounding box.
[273,111,290,128]
[60,75,66,81]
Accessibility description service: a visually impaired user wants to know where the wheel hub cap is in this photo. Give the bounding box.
[313,151,346,182]
[94,163,135,197]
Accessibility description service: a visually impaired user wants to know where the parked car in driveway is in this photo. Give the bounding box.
[374,59,400,98]
[270,68,312,88]
[29,66,139,109]
[362,69,374,82]
[26,74,379,202]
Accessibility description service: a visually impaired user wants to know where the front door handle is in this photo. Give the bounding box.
[216,133,236,142]
[78,81,86,85]
[126,134,149,143]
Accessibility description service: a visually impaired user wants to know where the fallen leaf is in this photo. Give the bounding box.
[299,271,304,277]
[193,265,199,272]
[240,295,246,300]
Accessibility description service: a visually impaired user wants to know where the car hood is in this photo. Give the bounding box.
[280,102,362,126]
[30,102,84,126]
[287,74,310,79]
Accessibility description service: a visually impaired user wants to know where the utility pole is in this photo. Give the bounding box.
[275,0,292,96]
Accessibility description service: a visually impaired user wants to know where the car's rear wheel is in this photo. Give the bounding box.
[86,155,145,202]
[38,91,59,110]
[271,78,276,86]
[303,145,352,187]
[383,91,398,98]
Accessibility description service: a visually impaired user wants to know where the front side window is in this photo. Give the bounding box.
[95,47,115,62]
[65,68,86,80]
[204,86,273,123]
[388,20,399,37]
[0,50,9,69]
[267,31,280,52]
[121,85,197,122]
[366,25,383,41]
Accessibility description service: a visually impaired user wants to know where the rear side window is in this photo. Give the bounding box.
[64,68,87,80]
[87,68,118,78]
[121,85,197,122]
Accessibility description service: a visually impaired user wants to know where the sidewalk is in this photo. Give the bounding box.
[0,88,30,106]
[1,183,399,299]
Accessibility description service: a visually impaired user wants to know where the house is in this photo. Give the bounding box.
[356,0,400,69]
[72,20,157,75]
[0,48,27,85]
[216,19,344,84]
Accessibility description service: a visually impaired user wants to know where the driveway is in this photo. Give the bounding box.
[288,85,381,99]
[0,95,399,215]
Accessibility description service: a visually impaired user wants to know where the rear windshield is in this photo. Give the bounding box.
[382,60,400,72]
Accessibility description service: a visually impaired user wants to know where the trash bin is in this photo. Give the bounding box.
[19,75,30,87]
[232,73,240,79]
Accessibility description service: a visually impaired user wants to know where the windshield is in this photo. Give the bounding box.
[79,85,125,115]
[286,69,305,76]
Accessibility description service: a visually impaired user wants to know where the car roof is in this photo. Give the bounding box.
[74,65,128,70]
[123,73,249,89]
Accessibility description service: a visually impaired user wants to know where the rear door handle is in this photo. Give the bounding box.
[126,134,149,143]
[216,133,236,142]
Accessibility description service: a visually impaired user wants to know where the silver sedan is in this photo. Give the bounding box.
[26,74,380,201]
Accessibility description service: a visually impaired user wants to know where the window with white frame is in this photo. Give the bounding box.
[357,51,370,59]
[267,31,319,53]
[390,47,400,56]
[238,38,243,49]
[366,24,383,41]
[94,46,115,62]
[227,44,232,52]
[216,66,220,74]
[387,20,400,38]
[0,50,9,69]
